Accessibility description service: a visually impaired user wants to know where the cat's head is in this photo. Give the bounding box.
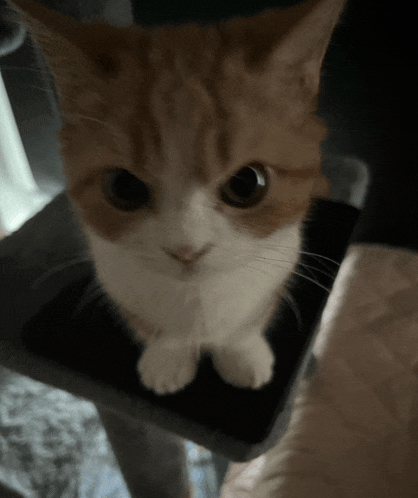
[9,0,344,284]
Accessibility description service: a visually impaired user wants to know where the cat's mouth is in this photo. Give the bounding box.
[176,263,201,281]
[144,256,203,281]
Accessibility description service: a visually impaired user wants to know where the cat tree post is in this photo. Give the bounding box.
[97,407,192,498]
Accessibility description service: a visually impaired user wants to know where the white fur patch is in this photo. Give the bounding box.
[85,186,301,392]
[86,194,300,338]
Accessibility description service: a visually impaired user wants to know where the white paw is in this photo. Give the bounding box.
[137,343,197,395]
[213,337,274,389]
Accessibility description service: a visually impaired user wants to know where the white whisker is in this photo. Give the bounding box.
[282,290,303,332]
[245,262,281,278]
[290,271,332,294]
[0,65,53,76]
[73,280,106,317]
[250,250,335,280]
[299,250,340,267]
[256,242,339,265]
[32,256,92,289]
[295,262,334,280]
[248,255,331,293]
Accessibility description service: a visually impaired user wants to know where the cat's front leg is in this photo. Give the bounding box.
[212,334,275,389]
[137,339,199,395]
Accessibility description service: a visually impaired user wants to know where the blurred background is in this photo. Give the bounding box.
[0,0,133,233]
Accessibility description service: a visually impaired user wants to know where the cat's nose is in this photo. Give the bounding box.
[163,244,210,266]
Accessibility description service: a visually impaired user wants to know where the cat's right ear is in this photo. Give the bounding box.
[6,0,89,72]
[5,0,132,90]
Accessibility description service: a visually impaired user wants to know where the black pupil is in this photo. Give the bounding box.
[107,169,149,210]
[229,167,261,198]
[220,164,268,208]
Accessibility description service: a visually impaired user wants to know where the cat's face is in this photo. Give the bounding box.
[61,34,325,281]
[9,0,344,283]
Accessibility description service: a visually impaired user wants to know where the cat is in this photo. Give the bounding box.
[8,0,346,395]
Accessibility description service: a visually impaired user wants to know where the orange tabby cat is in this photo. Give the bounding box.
[8,0,345,395]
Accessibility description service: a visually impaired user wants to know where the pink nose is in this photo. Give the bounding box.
[163,245,209,265]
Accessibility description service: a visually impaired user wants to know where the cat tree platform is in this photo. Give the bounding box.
[0,193,359,462]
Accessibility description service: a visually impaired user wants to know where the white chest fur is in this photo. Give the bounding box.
[86,222,301,348]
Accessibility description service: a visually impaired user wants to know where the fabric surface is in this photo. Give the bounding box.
[0,366,129,498]
[0,364,226,498]
[220,243,418,497]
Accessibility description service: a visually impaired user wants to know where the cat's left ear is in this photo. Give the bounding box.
[225,0,347,94]
[271,0,347,90]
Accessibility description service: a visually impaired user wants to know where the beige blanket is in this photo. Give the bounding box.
[221,244,418,498]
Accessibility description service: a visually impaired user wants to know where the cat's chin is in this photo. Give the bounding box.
[164,266,206,283]
[175,268,204,282]
[150,261,213,283]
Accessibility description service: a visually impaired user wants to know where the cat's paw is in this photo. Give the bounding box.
[213,337,274,389]
[137,343,197,395]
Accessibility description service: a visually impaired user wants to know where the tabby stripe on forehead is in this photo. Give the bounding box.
[193,109,227,183]
[132,36,163,165]
[216,125,230,166]
[202,53,232,169]
[193,117,209,182]
[207,84,231,168]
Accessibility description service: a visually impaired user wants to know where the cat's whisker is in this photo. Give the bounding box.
[282,290,303,332]
[74,293,109,318]
[25,84,58,96]
[245,258,295,279]
[214,252,304,331]
[249,256,332,294]
[0,65,54,76]
[244,262,280,278]
[248,250,335,280]
[214,243,295,264]
[216,242,336,280]
[269,257,335,280]
[299,255,336,276]
[213,246,302,282]
[298,251,340,268]
[76,114,116,129]
[0,81,62,107]
[254,243,296,254]
[72,280,106,317]
[257,242,340,266]
[258,244,340,269]
[290,271,332,294]
[218,253,303,330]
[32,256,92,289]
[264,246,338,274]
[1,66,77,90]
[3,83,90,119]
[298,262,335,280]
[0,77,114,126]
[58,109,128,138]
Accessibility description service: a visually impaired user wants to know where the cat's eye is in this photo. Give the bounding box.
[103,168,151,211]
[220,163,269,208]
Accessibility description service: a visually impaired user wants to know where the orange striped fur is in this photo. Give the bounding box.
[9,0,346,396]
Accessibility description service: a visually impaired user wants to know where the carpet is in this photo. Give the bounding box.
[0,366,222,498]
